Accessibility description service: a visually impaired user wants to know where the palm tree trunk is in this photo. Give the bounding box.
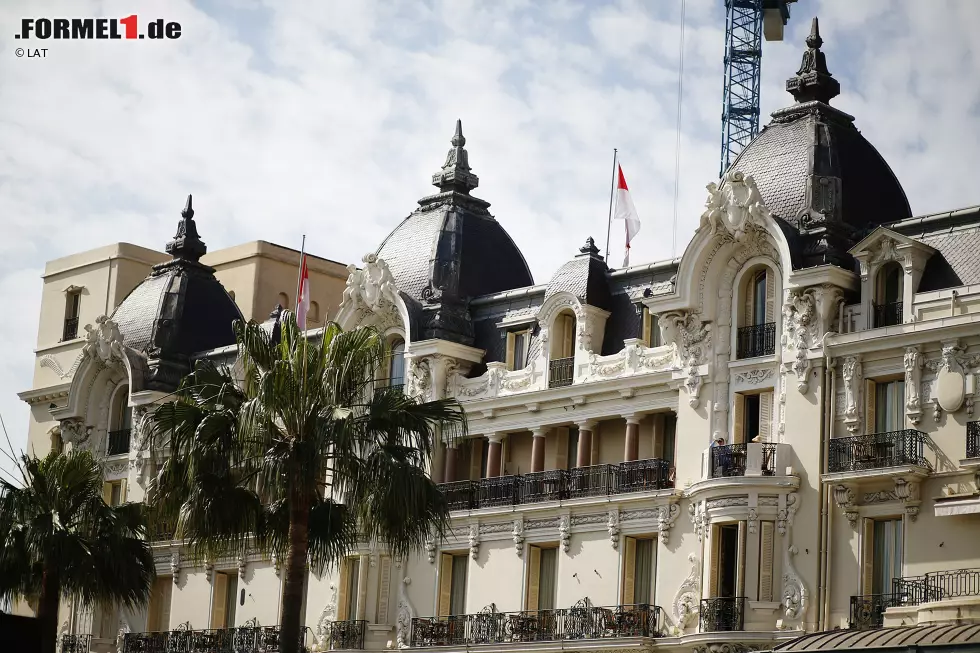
[38,562,61,653]
[280,486,311,653]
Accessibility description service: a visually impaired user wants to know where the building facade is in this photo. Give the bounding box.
[17,21,980,653]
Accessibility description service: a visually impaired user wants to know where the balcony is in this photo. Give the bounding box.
[63,316,79,341]
[872,301,903,328]
[548,357,574,389]
[437,459,672,511]
[107,428,131,456]
[735,323,775,359]
[122,623,311,652]
[968,421,980,459]
[699,597,746,632]
[709,443,776,478]
[61,634,91,653]
[828,430,929,474]
[850,567,980,630]
[327,620,367,650]
[410,601,666,647]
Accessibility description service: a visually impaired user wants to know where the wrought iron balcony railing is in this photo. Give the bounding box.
[327,620,367,650]
[438,458,673,511]
[63,316,79,341]
[61,634,92,653]
[850,567,980,630]
[968,421,980,459]
[828,430,929,473]
[709,443,776,478]
[548,356,574,388]
[872,301,903,328]
[735,322,775,359]
[107,428,131,456]
[122,622,310,652]
[699,597,746,632]
[410,600,666,647]
[849,593,901,630]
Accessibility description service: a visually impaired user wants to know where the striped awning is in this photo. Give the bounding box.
[770,624,980,651]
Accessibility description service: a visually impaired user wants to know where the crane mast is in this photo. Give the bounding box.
[719,0,795,179]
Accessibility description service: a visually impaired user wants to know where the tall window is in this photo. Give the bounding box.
[662,413,677,467]
[863,518,903,594]
[709,524,744,598]
[874,263,904,327]
[339,557,360,621]
[389,339,405,387]
[752,271,767,326]
[108,387,132,456]
[732,391,773,444]
[103,480,125,506]
[623,537,656,605]
[146,577,173,632]
[867,379,905,433]
[438,553,468,617]
[566,428,580,470]
[527,546,558,611]
[63,290,81,340]
[552,313,575,359]
[506,330,529,371]
[641,308,660,348]
[210,571,238,628]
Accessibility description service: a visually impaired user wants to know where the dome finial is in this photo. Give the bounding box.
[579,236,599,256]
[166,193,207,262]
[785,16,840,105]
[432,119,479,194]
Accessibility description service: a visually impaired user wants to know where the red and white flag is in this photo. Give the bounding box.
[296,253,310,330]
[613,164,641,267]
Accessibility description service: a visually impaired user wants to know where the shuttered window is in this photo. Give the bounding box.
[527,546,558,611]
[865,379,877,435]
[438,553,468,617]
[875,380,905,432]
[210,572,230,628]
[555,313,575,358]
[376,556,392,624]
[147,577,173,632]
[338,557,359,621]
[712,524,741,598]
[758,521,775,601]
[641,309,660,347]
[102,480,126,506]
[623,537,656,605]
[733,394,745,445]
[506,330,530,371]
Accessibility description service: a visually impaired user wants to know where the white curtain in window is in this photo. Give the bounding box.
[873,518,904,594]
[634,539,654,605]
[876,381,906,432]
[538,548,558,611]
[450,555,468,616]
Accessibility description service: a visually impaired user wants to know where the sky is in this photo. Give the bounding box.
[1,0,979,475]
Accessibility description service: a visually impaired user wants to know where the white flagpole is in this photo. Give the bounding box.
[603,148,618,263]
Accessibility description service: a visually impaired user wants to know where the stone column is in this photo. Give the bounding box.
[623,414,641,462]
[486,434,503,478]
[530,427,548,472]
[443,445,458,483]
[356,554,370,620]
[576,421,595,468]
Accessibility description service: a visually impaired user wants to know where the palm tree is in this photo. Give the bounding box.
[0,449,155,653]
[146,316,465,653]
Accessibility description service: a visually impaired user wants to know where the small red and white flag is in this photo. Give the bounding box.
[613,164,641,267]
[296,253,310,330]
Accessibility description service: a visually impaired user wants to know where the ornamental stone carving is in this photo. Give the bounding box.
[905,346,923,425]
[468,525,480,560]
[782,545,807,623]
[512,519,525,556]
[895,478,921,521]
[657,504,680,544]
[748,509,759,535]
[558,516,571,553]
[406,357,431,401]
[841,356,862,433]
[170,551,181,585]
[272,553,282,578]
[204,560,214,583]
[59,418,91,447]
[396,577,415,648]
[425,534,436,564]
[699,170,772,243]
[607,509,620,549]
[82,315,125,365]
[315,583,339,648]
[832,484,859,527]
[671,553,702,634]
[238,554,247,581]
[734,368,774,385]
[341,253,398,314]
[782,290,815,393]
[689,502,706,542]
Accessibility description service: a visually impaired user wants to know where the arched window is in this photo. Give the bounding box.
[310,301,320,323]
[108,386,132,456]
[278,292,289,309]
[389,339,405,388]
[873,263,903,327]
[736,267,775,359]
[548,311,576,388]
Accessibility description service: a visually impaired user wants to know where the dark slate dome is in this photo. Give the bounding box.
[726,17,912,268]
[376,120,534,345]
[111,195,243,390]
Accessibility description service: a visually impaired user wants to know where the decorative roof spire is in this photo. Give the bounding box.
[785,17,840,105]
[165,194,207,262]
[578,236,600,256]
[432,119,480,194]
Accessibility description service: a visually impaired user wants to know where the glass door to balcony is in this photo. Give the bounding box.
[869,518,904,595]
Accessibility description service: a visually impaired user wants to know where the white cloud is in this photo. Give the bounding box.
[1,0,979,475]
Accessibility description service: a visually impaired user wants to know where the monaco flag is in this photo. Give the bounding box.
[613,164,641,267]
[296,253,310,330]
